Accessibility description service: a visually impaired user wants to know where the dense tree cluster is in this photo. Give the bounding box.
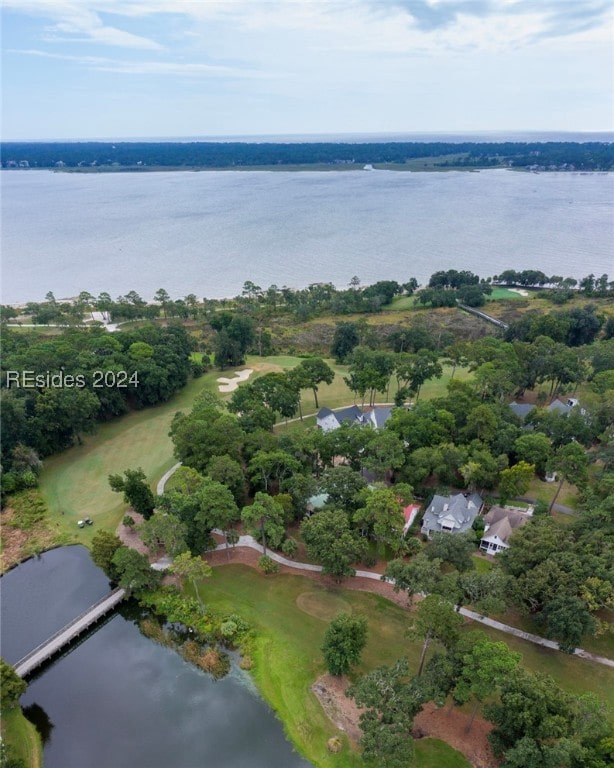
[0,324,192,496]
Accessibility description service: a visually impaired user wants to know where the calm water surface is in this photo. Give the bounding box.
[1,169,612,303]
[0,546,311,768]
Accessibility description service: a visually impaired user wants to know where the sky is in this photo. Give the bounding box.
[1,0,613,140]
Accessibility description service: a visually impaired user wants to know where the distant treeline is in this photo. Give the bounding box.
[2,141,613,170]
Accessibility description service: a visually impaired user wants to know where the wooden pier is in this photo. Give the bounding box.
[14,587,126,678]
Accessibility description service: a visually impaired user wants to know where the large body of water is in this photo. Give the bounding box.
[0,547,310,768]
[1,169,612,304]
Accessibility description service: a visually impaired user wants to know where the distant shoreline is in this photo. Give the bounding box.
[3,139,612,173]
[2,166,611,175]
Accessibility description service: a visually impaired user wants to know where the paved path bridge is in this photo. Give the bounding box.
[14,587,126,678]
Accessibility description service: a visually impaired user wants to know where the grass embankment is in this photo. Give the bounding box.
[1,707,43,768]
[199,565,613,767]
[0,494,71,573]
[200,565,470,767]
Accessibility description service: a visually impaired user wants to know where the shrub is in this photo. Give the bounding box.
[122,514,136,528]
[281,537,298,558]
[181,641,230,679]
[258,555,280,574]
[8,489,47,530]
[220,620,238,639]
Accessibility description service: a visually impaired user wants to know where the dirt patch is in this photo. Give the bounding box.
[413,701,499,768]
[311,674,364,744]
[116,512,149,555]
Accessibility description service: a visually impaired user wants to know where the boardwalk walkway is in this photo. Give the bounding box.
[14,587,126,678]
[457,304,509,329]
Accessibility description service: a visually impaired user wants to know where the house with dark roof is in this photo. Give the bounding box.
[509,397,583,423]
[316,405,365,432]
[421,492,483,538]
[367,406,393,430]
[479,506,532,554]
[509,402,536,420]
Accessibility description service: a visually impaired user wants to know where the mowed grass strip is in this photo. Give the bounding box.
[466,620,614,712]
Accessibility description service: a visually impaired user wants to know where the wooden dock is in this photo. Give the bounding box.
[14,587,126,678]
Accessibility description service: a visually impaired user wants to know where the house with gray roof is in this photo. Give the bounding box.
[479,506,532,554]
[316,405,365,432]
[509,402,536,420]
[509,397,583,423]
[367,406,393,430]
[421,492,483,538]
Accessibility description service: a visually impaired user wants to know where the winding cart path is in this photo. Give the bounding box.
[156,464,613,669]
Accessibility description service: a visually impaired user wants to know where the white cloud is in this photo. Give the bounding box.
[8,48,276,79]
[3,1,164,49]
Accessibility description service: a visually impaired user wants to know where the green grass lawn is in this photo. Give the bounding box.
[487,287,528,300]
[471,619,613,712]
[470,554,494,573]
[525,476,579,510]
[38,370,223,541]
[1,707,42,768]
[257,357,473,425]
[491,606,614,660]
[414,738,471,767]
[199,565,612,767]
[200,565,470,768]
[388,295,417,310]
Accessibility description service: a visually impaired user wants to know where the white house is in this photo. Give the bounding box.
[479,506,532,554]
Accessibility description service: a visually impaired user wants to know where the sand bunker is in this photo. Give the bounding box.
[217,368,254,392]
[508,288,529,296]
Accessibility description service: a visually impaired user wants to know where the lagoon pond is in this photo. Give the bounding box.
[0,547,311,768]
